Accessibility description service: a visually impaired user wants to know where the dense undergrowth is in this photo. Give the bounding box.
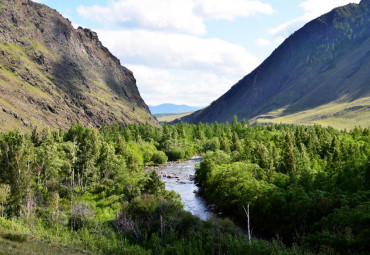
[195,118,370,254]
[0,119,368,254]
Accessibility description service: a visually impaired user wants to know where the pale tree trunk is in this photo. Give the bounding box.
[71,139,76,242]
[71,139,76,189]
[70,192,74,242]
[26,195,35,233]
[243,204,252,244]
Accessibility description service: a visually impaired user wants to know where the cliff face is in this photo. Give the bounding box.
[181,0,370,128]
[0,0,156,131]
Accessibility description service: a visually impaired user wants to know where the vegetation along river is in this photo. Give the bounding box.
[156,156,213,220]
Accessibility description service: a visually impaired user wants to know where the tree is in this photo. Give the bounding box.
[0,184,10,217]
[96,142,116,181]
[0,131,34,215]
[232,115,238,129]
[76,128,100,193]
[34,131,59,188]
[219,132,231,152]
[231,132,242,152]
[281,134,297,174]
[143,170,165,196]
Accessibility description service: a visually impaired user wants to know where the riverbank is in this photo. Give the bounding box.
[154,156,213,220]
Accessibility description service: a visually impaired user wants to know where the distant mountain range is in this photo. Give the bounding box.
[0,0,156,132]
[149,104,204,114]
[180,0,370,129]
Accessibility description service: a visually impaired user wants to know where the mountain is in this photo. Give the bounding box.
[180,0,370,129]
[0,0,156,132]
[149,104,204,114]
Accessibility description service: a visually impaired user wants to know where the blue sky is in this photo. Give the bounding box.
[34,0,360,106]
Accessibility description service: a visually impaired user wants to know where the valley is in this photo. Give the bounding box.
[0,0,369,255]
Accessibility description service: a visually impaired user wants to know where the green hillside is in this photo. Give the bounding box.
[180,0,370,129]
[254,97,370,130]
[157,111,194,123]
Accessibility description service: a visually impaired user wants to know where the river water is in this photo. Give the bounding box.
[157,156,212,220]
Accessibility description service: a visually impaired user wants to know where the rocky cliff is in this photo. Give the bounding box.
[180,0,370,129]
[0,0,156,131]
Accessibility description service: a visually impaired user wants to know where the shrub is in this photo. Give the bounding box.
[151,151,168,165]
[69,201,94,231]
[1,232,27,243]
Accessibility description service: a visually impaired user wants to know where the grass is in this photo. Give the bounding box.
[158,111,195,123]
[253,97,370,130]
[0,227,94,255]
[0,189,149,255]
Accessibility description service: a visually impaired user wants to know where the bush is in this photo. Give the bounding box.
[166,149,185,161]
[69,201,94,231]
[0,232,27,243]
[151,151,168,165]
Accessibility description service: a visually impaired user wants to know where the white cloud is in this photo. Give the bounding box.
[274,36,286,45]
[268,0,361,38]
[96,29,261,75]
[299,0,360,17]
[255,37,271,47]
[77,0,206,35]
[194,0,275,20]
[91,28,262,106]
[77,0,274,35]
[268,16,306,37]
[129,65,239,106]
[76,0,273,105]
[72,23,81,29]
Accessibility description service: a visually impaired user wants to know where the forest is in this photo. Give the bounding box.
[0,119,369,254]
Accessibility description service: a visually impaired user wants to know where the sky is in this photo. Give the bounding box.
[33,0,360,107]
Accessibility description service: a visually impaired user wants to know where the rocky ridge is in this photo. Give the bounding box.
[0,0,156,131]
[180,0,370,129]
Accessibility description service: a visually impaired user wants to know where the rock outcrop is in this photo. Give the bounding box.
[0,0,157,131]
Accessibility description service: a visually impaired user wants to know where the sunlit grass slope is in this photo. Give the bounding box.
[158,111,195,123]
[253,97,370,129]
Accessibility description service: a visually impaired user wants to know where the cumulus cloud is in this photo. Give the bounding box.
[92,28,261,105]
[129,65,239,106]
[96,29,261,75]
[194,0,275,20]
[76,0,272,105]
[78,0,274,35]
[78,0,205,35]
[268,0,361,38]
[255,37,271,47]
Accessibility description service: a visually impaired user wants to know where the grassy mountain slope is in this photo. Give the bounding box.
[0,0,156,132]
[180,0,370,129]
[157,111,195,123]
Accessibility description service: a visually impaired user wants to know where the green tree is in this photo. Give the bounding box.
[0,131,34,215]
[0,183,10,217]
[280,134,297,174]
[143,170,165,196]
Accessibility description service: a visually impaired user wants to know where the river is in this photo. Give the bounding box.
[156,156,212,220]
